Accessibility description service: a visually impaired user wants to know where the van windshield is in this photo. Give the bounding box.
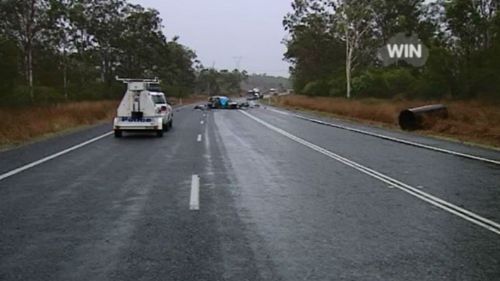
[151,95,166,104]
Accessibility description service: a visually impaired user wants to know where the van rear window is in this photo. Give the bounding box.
[147,83,162,92]
[152,95,166,104]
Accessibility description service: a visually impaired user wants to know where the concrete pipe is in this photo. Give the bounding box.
[398,104,448,130]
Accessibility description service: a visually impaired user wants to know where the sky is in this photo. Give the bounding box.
[131,0,292,77]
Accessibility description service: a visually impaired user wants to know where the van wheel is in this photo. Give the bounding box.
[156,130,164,137]
[169,120,173,129]
[114,130,122,138]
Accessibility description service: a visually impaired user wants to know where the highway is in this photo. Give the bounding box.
[1,105,500,281]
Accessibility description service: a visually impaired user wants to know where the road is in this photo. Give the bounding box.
[1,104,500,281]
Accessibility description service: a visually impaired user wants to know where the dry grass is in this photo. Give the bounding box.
[271,95,500,148]
[0,95,208,147]
[0,101,118,146]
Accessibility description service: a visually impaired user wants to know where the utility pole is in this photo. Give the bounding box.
[232,56,243,70]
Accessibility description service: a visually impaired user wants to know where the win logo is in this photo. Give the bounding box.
[377,33,429,67]
[387,44,422,58]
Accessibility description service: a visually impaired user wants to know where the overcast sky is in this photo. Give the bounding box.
[131,0,292,77]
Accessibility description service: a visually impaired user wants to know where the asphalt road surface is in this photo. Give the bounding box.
[1,104,500,281]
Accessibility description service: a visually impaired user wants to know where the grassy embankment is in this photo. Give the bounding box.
[0,95,207,148]
[0,101,118,147]
[268,95,500,148]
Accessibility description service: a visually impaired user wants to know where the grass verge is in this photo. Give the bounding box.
[0,95,208,149]
[0,101,118,147]
[268,95,500,148]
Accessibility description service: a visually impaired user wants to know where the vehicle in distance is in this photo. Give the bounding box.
[113,77,173,138]
[246,88,263,100]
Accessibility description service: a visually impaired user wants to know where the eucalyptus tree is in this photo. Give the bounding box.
[75,0,126,84]
[283,0,345,94]
[284,0,379,98]
[0,0,202,103]
[0,0,50,100]
[45,0,81,98]
[335,0,379,98]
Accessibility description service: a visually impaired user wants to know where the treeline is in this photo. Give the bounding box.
[284,0,500,100]
[195,68,248,96]
[194,70,291,96]
[0,0,196,106]
[242,74,291,92]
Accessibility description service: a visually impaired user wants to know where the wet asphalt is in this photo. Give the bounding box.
[0,105,499,281]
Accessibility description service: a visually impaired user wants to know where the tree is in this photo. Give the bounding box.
[76,0,126,84]
[371,0,426,42]
[282,0,500,100]
[441,0,500,97]
[0,37,19,93]
[283,0,345,94]
[335,0,378,98]
[45,0,81,98]
[195,68,247,96]
[0,0,199,104]
[0,0,50,100]
[116,4,166,77]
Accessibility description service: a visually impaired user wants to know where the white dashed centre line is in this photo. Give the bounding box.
[190,175,200,210]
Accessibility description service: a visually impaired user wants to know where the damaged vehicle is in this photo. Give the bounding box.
[207,96,240,109]
[195,95,258,110]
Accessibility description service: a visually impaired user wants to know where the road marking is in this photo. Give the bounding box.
[266,107,500,166]
[240,110,500,235]
[197,134,202,142]
[190,175,200,210]
[201,120,204,125]
[267,107,291,116]
[0,132,113,182]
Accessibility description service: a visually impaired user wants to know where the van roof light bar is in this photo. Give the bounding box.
[115,76,160,83]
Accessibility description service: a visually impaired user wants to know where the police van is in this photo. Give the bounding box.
[113,77,173,138]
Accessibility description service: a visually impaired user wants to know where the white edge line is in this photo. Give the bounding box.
[190,174,200,210]
[267,107,500,166]
[0,131,113,182]
[240,110,500,235]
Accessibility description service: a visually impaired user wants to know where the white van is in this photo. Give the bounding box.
[113,77,173,137]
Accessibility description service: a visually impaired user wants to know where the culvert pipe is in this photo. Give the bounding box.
[398,104,448,130]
